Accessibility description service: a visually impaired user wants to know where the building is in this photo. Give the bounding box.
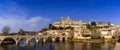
[96,22,111,27]
[99,28,112,38]
[52,16,83,28]
[48,16,120,39]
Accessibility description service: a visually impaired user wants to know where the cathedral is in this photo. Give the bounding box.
[52,16,84,28]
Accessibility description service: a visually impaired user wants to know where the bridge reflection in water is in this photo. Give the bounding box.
[0,41,116,50]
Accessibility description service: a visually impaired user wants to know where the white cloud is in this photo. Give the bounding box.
[0,1,51,32]
[29,17,50,23]
[0,16,50,32]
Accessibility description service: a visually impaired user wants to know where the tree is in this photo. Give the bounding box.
[2,26,11,35]
[86,22,101,39]
[49,24,52,29]
[59,26,64,30]
[18,28,24,35]
[91,28,101,39]
[86,23,91,29]
[91,22,96,27]
[41,28,48,31]
[86,22,97,30]
[49,24,58,30]
[65,26,74,30]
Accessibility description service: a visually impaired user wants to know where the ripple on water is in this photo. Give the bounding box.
[0,41,116,50]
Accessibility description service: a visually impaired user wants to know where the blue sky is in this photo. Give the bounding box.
[0,0,120,32]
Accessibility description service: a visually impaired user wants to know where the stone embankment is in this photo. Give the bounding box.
[114,43,120,50]
[70,39,116,43]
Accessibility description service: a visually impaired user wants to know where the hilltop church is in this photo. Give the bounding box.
[51,16,118,39]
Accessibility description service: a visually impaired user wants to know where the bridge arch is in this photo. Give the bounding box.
[28,38,36,46]
[18,37,26,46]
[1,37,16,45]
[55,37,64,42]
[46,37,52,43]
[62,37,66,41]
[117,36,120,43]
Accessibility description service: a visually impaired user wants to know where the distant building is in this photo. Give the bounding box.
[52,16,83,28]
[99,28,112,38]
[46,16,120,39]
[96,22,111,27]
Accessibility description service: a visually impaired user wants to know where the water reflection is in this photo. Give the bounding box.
[0,40,116,50]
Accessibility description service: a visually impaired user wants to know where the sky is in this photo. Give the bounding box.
[0,0,120,32]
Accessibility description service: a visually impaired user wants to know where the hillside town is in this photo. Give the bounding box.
[39,16,120,41]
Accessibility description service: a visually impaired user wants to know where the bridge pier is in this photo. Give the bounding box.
[43,38,46,43]
[14,37,22,47]
[35,39,39,44]
[26,40,30,46]
[15,41,19,47]
[0,39,3,45]
[35,38,39,47]
[59,37,63,42]
[64,37,68,42]
[0,38,5,45]
[52,38,55,42]
[65,37,68,41]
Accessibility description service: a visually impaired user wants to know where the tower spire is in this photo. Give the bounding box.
[67,16,70,21]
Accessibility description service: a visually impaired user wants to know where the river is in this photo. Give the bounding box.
[0,39,116,50]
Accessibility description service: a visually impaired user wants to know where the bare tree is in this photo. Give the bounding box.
[2,26,11,35]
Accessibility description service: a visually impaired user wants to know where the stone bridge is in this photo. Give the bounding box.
[0,35,68,46]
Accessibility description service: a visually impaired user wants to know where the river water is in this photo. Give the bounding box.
[0,39,116,50]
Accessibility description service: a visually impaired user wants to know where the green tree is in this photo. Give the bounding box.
[42,28,48,31]
[91,22,96,27]
[49,24,52,29]
[86,23,91,29]
[49,24,58,30]
[59,26,64,30]
[86,22,97,29]
[86,22,101,39]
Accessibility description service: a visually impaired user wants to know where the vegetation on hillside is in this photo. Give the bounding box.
[86,22,101,39]
[48,24,74,30]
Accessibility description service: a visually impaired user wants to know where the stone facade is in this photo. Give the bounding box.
[50,16,120,39]
[52,16,83,28]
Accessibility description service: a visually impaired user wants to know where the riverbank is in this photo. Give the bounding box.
[69,38,117,43]
[114,43,120,50]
